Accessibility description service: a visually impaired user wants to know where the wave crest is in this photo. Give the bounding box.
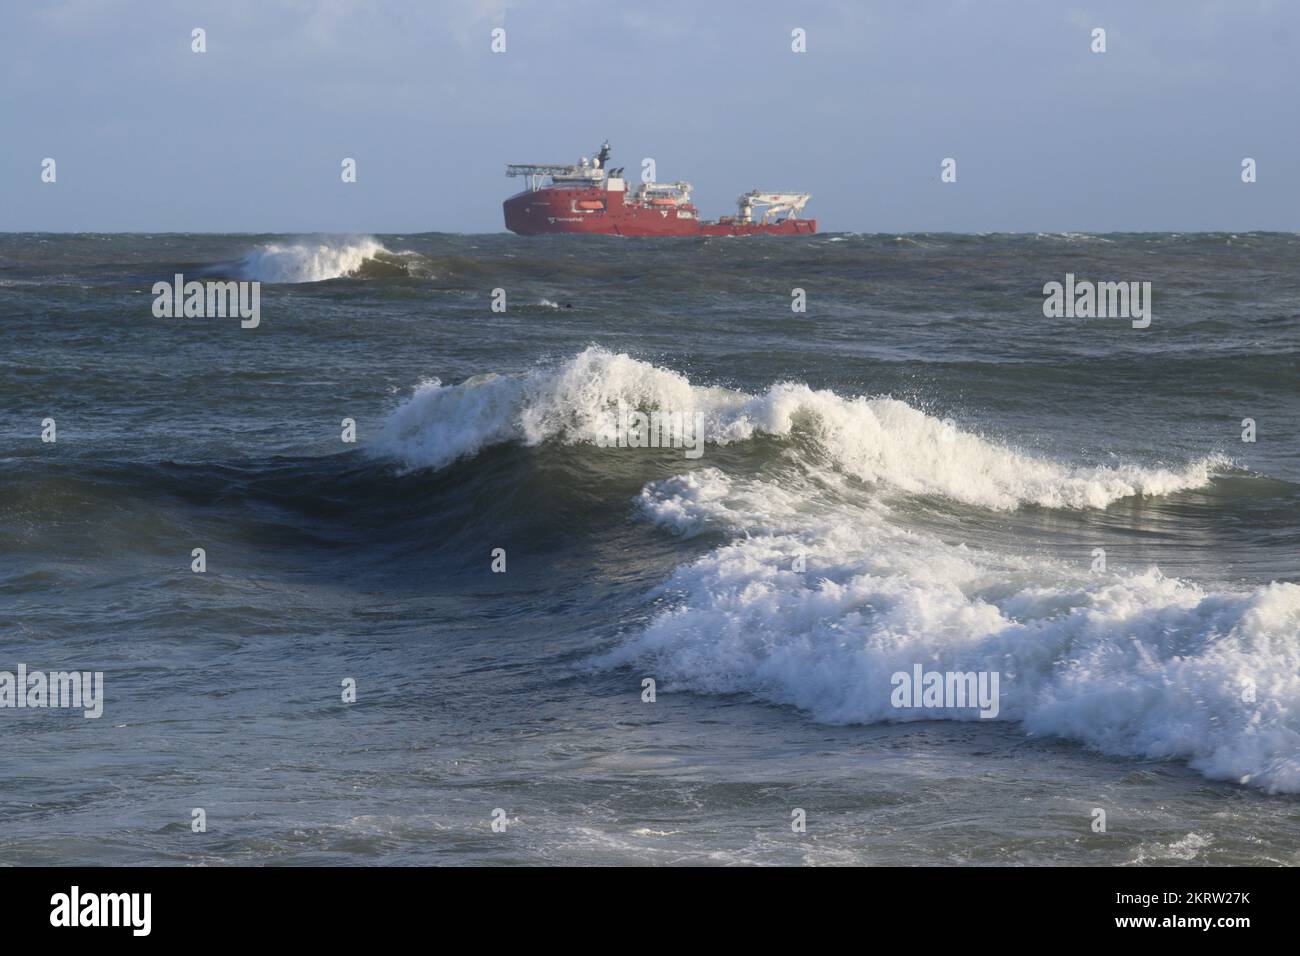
[230,238,391,283]
[376,347,1224,510]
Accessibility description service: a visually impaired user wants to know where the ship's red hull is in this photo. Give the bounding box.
[504,186,816,237]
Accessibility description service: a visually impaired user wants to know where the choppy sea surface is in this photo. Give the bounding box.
[1,231,1297,865]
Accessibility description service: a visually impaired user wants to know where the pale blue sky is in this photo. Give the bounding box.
[2,0,1296,232]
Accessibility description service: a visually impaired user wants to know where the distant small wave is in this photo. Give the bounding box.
[224,238,416,283]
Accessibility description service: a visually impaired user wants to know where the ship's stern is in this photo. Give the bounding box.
[503,191,551,235]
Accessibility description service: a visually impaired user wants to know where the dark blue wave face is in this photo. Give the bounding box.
[0,232,1297,865]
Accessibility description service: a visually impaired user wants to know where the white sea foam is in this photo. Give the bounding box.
[615,468,1300,793]
[232,238,389,283]
[376,347,1223,509]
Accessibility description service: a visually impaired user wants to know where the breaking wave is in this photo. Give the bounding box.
[374,346,1225,510]
[229,238,400,283]
[609,466,1300,793]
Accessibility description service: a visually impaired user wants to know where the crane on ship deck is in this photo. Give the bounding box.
[736,190,812,224]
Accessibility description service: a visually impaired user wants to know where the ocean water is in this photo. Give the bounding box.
[1,231,1297,866]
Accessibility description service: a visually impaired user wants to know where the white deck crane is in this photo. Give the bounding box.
[736,190,811,224]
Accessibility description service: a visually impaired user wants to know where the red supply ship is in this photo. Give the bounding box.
[503,142,816,237]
